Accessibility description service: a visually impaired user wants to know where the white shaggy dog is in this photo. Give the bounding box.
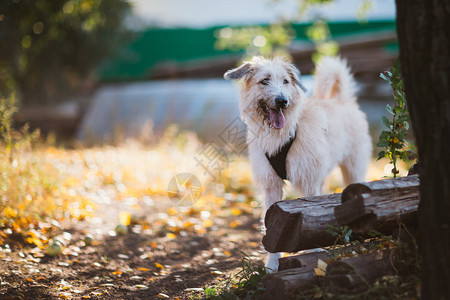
[224,56,372,271]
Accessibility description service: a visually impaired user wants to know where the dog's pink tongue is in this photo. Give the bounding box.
[269,108,285,129]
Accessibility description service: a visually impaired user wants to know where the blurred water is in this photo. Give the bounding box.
[77,77,390,142]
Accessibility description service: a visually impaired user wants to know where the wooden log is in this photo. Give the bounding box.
[278,249,331,271]
[261,266,317,299]
[278,245,360,271]
[262,193,341,253]
[334,175,420,233]
[321,250,393,293]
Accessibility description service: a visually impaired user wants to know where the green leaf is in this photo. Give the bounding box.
[386,104,394,115]
[377,140,389,148]
[377,151,386,160]
[379,72,389,81]
[394,106,402,114]
[381,116,391,128]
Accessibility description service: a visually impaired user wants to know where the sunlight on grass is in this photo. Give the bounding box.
[0,88,409,254]
[1,120,396,250]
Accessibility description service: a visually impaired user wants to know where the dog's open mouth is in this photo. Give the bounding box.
[268,108,285,129]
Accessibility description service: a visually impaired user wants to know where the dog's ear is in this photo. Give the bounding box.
[287,64,307,93]
[224,62,252,80]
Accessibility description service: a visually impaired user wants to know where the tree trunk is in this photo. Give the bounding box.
[395,1,450,298]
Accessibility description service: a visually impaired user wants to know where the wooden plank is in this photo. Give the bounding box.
[334,175,420,233]
[262,193,341,253]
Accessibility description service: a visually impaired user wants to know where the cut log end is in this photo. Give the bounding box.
[341,183,371,203]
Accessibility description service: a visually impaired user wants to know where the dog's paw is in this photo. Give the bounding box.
[265,253,281,273]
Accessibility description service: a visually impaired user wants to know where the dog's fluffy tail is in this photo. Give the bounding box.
[313,56,357,102]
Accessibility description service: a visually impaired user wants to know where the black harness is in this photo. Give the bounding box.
[265,131,296,180]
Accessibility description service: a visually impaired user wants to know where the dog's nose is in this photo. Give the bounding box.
[275,96,288,108]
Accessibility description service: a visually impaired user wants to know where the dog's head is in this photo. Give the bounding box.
[224,56,307,131]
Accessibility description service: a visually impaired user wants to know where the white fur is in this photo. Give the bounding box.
[224,56,372,272]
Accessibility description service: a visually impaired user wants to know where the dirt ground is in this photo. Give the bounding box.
[0,195,264,299]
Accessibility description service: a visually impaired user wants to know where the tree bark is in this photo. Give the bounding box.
[395,1,450,298]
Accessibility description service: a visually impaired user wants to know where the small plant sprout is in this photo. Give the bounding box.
[377,59,414,178]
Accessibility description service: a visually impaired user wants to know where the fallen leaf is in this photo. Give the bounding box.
[231,208,242,216]
[314,268,326,277]
[166,233,176,239]
[317,259,327,273]
[157,293,170,299]
[184,287,204,292]
[138,267,150,271]
[155,262,165,270]
[229,220,242,228]
[134,284,148,290]
[314,259,327,276]
[119,212,131,226]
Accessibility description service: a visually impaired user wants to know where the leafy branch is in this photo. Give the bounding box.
[377,59,414,177]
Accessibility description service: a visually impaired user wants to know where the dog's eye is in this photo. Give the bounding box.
[283,79,289,84]
[259,78,269,85]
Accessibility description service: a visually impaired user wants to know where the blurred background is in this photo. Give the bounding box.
[1,0,397,143]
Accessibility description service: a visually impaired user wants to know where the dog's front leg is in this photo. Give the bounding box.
[262,179,283,272]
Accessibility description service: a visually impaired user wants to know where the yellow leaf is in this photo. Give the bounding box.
[231,208,242,216]
[4,207,17,218]
[138,267,150,271]
[112,270,122,275]
[155,262,165,270]
[317,259,327,272]
[26,278,34,282]
[229,220,242,228]
[223,251,231,256]
[119,212,131,226]
[314,268,326,277]
[166,233,176,239]
[203,219,213,228]
[167,207,178,215]
[314,259,327,276]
